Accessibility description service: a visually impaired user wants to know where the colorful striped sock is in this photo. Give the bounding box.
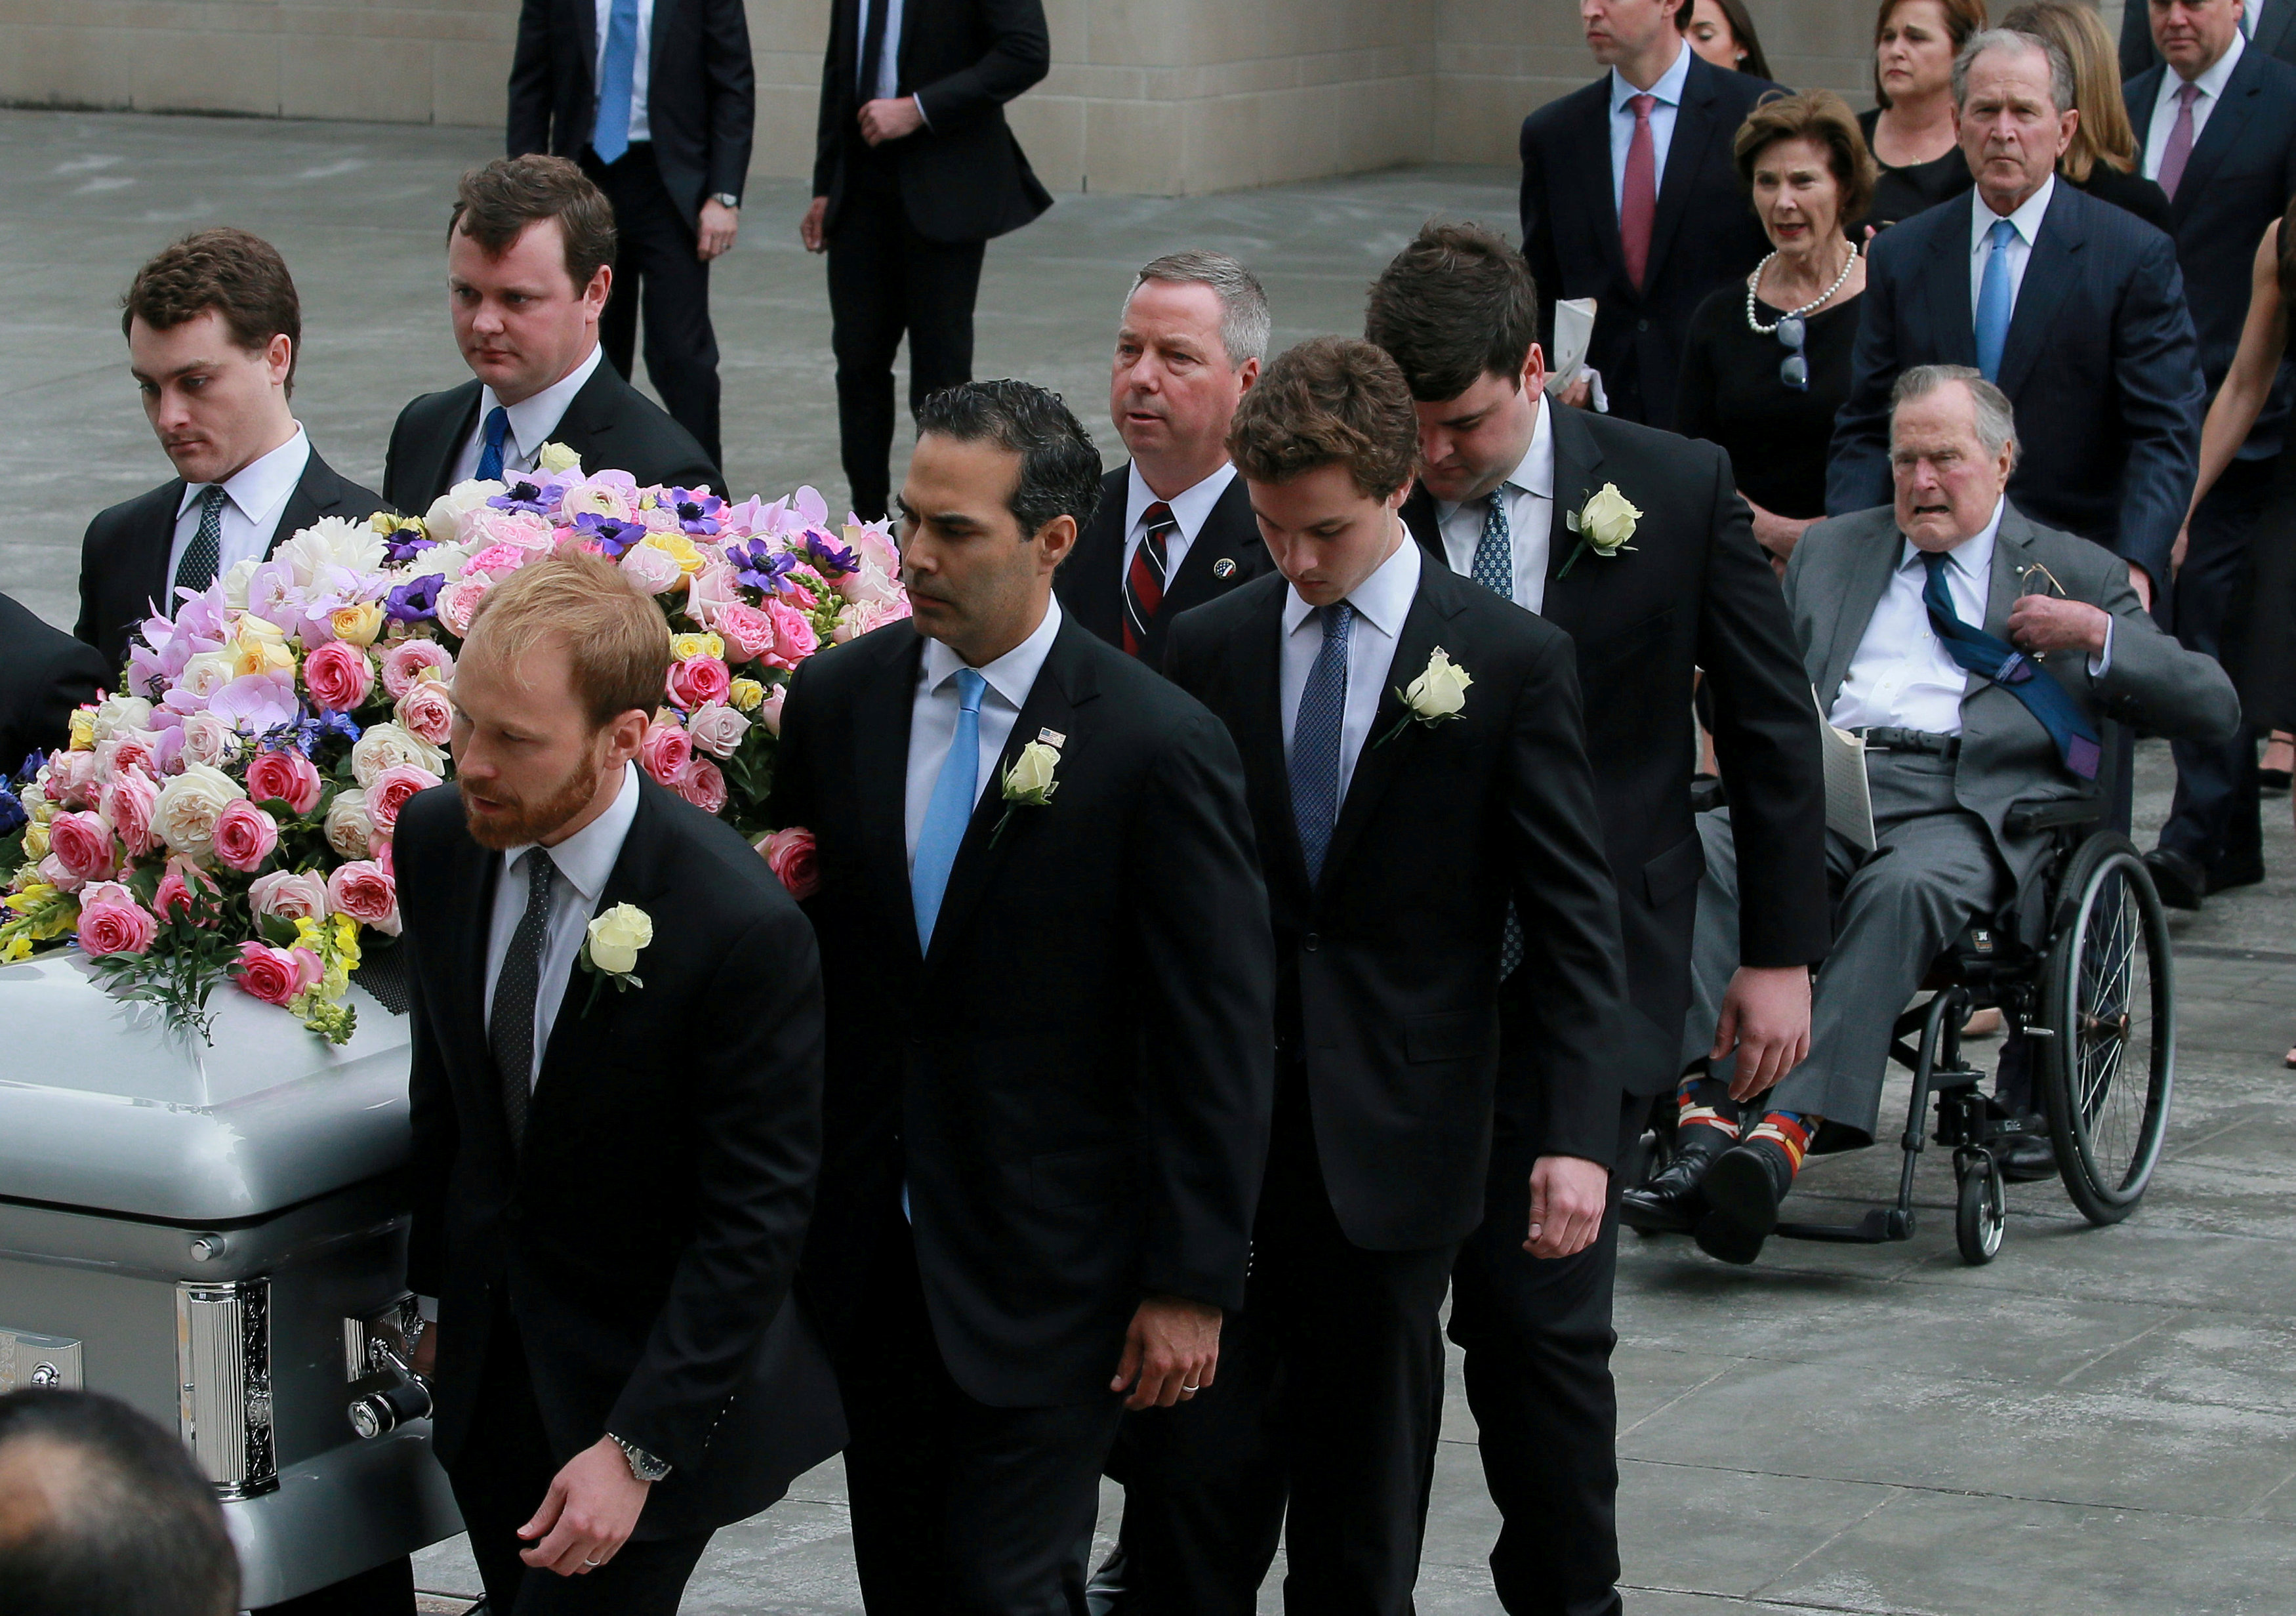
[1747,1109,1817,1175]
[1676,1075,1740,1140]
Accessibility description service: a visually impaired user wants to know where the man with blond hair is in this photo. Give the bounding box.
[396,549,839,1614]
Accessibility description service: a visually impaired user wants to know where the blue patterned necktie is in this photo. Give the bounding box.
[476,405,512,483]
[1974,217,2017,383]
[174,484,226,598]
[1291,604,1353,883]
[1471,488,1514,601]
[592,0,640,165]
[1919,551,2101,779]
[912,667,987,949]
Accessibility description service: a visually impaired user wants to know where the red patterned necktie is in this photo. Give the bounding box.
[1122,501,1179,657]
[1620,93,1658,292]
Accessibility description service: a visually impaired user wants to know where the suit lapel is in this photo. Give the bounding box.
[2263,0,2296,60]
[1644,58,1719,291]
[533,783,670,1093]
[1317,566,1458,892]
[270,452,346,560]
[1065,470,1129,643]
[424,386,485,509]
[1158,472,1258,617]
[1997,188,2081,398]
[2170,64,2260,221]
[1817,519,1904,707]
[1538,403,1605,635]
[1925,197,1982,369]
[134,482,188,621]
[575,0,599,85]
[1576,87,1630,288]
[1231,583,1310,900]
[855,628,926,968]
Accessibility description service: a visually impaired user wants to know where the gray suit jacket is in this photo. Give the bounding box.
[1787,503,2241,892]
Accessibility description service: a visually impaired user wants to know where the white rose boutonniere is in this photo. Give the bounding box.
[1377,648,1473,747]
[1559,482,1641,578]
[536,440,584,475]
[578,902,652,1012]
[991,737,1062,846]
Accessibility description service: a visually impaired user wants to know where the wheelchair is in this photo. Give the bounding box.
[1636,788,2177,1266]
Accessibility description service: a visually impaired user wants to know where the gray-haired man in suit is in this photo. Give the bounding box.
[1626,364,2240,1265]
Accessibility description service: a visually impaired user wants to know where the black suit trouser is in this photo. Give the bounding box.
[1110,1087,1458,1616]
[839,1206,1126,1615]
[1447,1090,1643,1616]
[826,154,987,520]
[2160,454,2272,878]
[583,144,723,470]
[446,1304,712,1616]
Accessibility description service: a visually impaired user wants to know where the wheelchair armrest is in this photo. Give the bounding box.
[2005,797,2103,837]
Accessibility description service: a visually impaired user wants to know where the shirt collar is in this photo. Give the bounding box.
[2181,25,2245,97]
[482,343,605,463]
[1900,496,2006,581]
[501,758,640,901]
[1973,173,2055,252]
[1282,524,1423,639]
[178,426,310,525]
[1434,396,1555,522]
[1124,459,1239,543]
[1611,41,1692,114]
[920,595,1065,714]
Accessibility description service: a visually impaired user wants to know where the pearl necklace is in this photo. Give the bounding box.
[1744,243,1858,335]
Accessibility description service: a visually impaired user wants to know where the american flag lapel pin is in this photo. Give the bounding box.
[1038,728,1067,748]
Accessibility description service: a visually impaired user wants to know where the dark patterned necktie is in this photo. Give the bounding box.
[1291,602,1353,882]
[1466,491,1528,979]
[174,485,226,599]
[1122,501,1179,657]
[490,849,556,1153]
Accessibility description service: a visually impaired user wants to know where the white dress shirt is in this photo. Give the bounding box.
[169,426,312,591]
[905,598,1064,865]
[1969,174,2055,316]
[449,343,605,487]
[1279,533,1422,807]
[1433,400,1555,613]
[1609,43,1693,215]
[593,0,655,143]
[2141,27,2245,180]
[853,0,932,125]
[1122,461,1238,594]
[481,760,642,1092]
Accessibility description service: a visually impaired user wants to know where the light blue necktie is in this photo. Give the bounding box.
[1974,217,2017,383]
[476,406,511,483]
[1291,604,1353,884]
[593,0,640,166]
[1470,489,1514,600]
[912,667,987,949]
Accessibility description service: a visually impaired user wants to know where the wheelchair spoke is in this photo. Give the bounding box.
[2073,871,2150,1186]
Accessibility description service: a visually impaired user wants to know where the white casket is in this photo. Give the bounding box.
[0,949,459,1606]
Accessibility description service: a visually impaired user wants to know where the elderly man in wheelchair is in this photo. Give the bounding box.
[1624,365,2240,1266]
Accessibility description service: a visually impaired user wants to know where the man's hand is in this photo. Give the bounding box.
[409,1320,438,1382]
[1525,1155,1609,1258]
[2126,561,2154,612]
[2170,525,2191,577]
[2007,594,2110,659]
[1742,495,1814,566]
[1555,373,1595,411]
[1111,1295,1221,1410]
[1714,964,1813,1104]
[799,196,829,254]
[697,199,739,262]
[518,1436,653,1575]
[858,96,924,146]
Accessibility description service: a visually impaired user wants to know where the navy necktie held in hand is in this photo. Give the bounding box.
[1291,602,1353,883]
[593,0,640,165]
[1919,550,2100,780]
[476,406,512,484]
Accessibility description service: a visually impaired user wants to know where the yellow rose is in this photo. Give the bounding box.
[230,617,296,676]
[586,903,654,976]
[728,677,765,713]
[1403,648,1473,720]
[1574,483,1641,555]
[67,709,94,751]
[669,630,726,662]
[29,797,56,825]
[537,440,583,474]
[20,820,49,860]
[1004,740,1061,804]
[331,601,385,647]
[639,533,706,576]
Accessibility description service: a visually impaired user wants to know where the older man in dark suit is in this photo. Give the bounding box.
[2122,0,2296,79]
[1519,0,1783,428]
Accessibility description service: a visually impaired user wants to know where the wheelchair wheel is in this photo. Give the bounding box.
[1954,1148,2005,1264]
[2039,833,2174,1226]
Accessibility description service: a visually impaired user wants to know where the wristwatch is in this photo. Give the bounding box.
[609,1434,672,1483]
[709,192,741,210]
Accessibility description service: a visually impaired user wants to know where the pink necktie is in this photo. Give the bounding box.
[1621,93,1658,291]
[2158,81,2201,201]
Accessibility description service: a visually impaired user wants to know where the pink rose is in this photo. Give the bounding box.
[470,508,554,550]
[639,719,691,787]
[380,638,455,699]
[245,747,324,816]
[438,579,489,638]
[834,595,912,645]
[44,751,98,808]
[676,756,728,814]
[715,602,777,663]
[373,836,395,877]
[102,770,161,858]
[758,826,819,900]
[77,894,158,958]
[464,543,533,579]
[685,703,751,760]
[619,543,684,595]
[394,680,455,748]
[211,800,281,874]
[248,869,333,923]
[366,763,442,835]
[178,711,239,769]
[686,562,739,629]
[764,600,819,669]
[666,655,731,710]
[154,857,218,924]
[302,640,375,713]
[758,683,787,737]
[327,860,401,936]
[47,811,117,883]
[98,730,157,783]
[235,942,323,1006]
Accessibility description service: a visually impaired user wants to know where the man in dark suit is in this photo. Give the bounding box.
[508,0,755,468]
[2124,0,2296,906]
[1057,251,1276,667]
[2122,0,2296,81]
[384,157,719,516]
[769,380,1275,1611]
[399,549,839,1615]
[801,0,1052,520]
[1,596,109,776]
[1368,224,1829,1616]
[1519,0,1782,428]
[1113,338,1631,1615]
[1829,30,2204,613]
[76,228,384,676]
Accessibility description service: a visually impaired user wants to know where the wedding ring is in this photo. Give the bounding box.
[1181,1383,1201,1392]
[583,1558,602,1567]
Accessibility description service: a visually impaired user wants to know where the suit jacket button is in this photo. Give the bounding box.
[1303,932,1320,952]
[1637,318,1650,333]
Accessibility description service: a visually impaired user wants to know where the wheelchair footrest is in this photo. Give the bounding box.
[1774,1207,1909,1244]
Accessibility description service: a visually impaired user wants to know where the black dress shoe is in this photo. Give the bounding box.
[1694,1136,1798,1265]
[1621,1125,1734,1234]
[2142,847,2206,911]
[2206,852,2265,894]
[1999,1132,2059,1183]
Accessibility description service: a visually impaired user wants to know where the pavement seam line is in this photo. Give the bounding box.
[1620,1579,1931,1615]
[1618,1361,1740,1438]
[2048,1309,2183,1386]
[1620,1454,2272,1525]
[1744,1484,1907,1602]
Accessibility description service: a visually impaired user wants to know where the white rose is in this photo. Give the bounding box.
[325,789,377,860]
[685,703,752,760]
[424,480,508,545]
[537,441,584,474]
[91,695,154,742]
[1004,740,1061,802]
[1404,648,1473,720]
[352,722,444,789]
[586,903,653,975]
[1575,483,1641,554]
[153,762,245,857]
[178,710,241,768]
[176,651,237,701]
[220,556,260,611]
[619,543,684,596]
[274,516,388,587]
